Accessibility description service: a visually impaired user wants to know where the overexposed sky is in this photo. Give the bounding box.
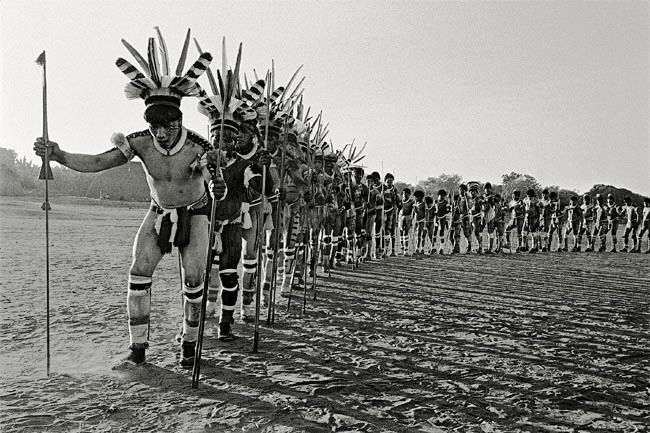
[1,0,648,194]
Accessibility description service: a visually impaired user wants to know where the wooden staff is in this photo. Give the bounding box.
[253,72,271,353]
[267,121,288,325]
[35,51,52,377]
[303,131,314,313]
[192,105,226,389]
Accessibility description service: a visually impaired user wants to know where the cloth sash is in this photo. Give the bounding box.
[151,193,209,254]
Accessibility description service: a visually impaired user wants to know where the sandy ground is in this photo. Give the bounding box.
[1,196,649,432]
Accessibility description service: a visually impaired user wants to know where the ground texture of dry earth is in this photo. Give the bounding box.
[1,197,649,432]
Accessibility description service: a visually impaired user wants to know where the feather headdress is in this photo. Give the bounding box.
[116,27,212,108]
[338,139,367,171]
[193,37,245,134]
[255,62,305,133]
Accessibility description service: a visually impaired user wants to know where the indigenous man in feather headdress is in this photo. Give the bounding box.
[279,123,310,295]
[196,40,273,345]
[34,28,227,367]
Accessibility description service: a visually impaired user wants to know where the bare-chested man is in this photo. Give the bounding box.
[34,31,226,367]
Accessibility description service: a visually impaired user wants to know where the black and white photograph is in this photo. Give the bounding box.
[1,0,649,431]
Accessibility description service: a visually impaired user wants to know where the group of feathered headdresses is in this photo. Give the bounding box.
[115,27,366,167]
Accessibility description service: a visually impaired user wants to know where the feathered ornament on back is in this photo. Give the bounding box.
[116,27,212,108]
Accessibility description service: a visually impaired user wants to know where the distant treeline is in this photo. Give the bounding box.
[1,146,646,205]
[0,147,150,201]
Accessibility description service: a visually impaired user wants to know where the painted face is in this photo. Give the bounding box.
[236,129,257,156]
[210,126,239,159]
[265,132,279,155]
[148,120,181,149]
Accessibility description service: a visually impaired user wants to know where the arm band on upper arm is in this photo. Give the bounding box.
[111,133,135,161]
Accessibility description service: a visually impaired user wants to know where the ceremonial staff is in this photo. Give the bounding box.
[192,38,234,388]
[267,121,288,325]
[253,71,272,353]
[192,114,224,388]
[287,113,313,313]
[36,50,52,377]
[302,123,314,314]
[347,171,357,269]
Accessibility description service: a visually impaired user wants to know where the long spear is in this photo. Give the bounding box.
[267,121,288,325]
[36,50,52,377]
[192,40,230,387]
[303,126,314,314]
[253,71,271,353]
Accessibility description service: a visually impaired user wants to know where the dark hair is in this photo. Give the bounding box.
[459,184,467,191]
[527,189,536,197]
[484,182,492,189]
[624,196,631,203]
[549,191,558,199]
[438,189,447,197]
[403,188,411,194]
[570,196,578,202]
[144,104,182,125]
[384,173,394,181]
[542,188,549,194]
[425,196,433,204]
[644,198,650,204]
[414,190,424,198]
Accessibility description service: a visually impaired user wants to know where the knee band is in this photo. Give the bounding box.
[219,270,239,311]
[242,257,257,274]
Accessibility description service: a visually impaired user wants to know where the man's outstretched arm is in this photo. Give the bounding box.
[34,138,128,173]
